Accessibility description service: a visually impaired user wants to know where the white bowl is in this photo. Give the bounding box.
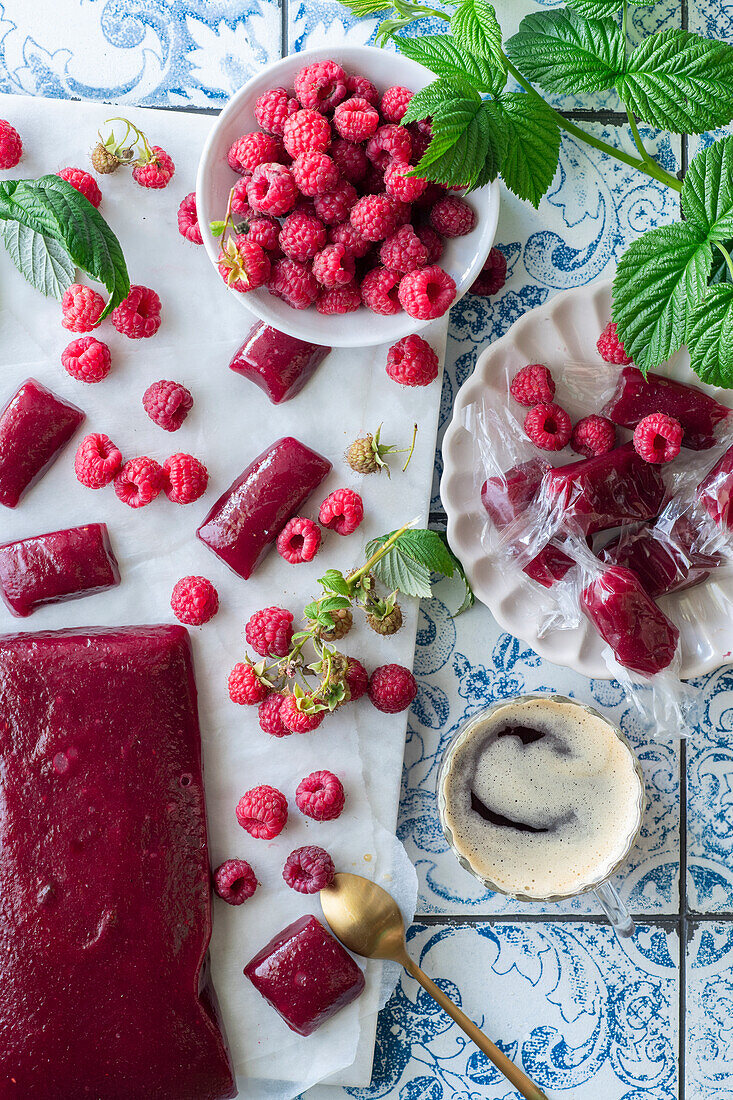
[196,44,500,348]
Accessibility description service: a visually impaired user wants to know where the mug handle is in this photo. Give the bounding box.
[594,881,635,938]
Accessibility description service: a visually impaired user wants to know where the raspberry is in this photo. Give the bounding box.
[381,86,413,124]
[228,662,270,705]
[61,336,111,383]
[345,74,378,104]
[258,692,290,737]
[61,284,105,332]
[317,284,361,314]
[383,160,426,203]
[132,145,174,189]
[218,235,271,292]
[368,663,417,713]
[74,433,122,489]
[295,60,347,113]
[633,412,683,463]
[330,138,368,183]
[114,456,165,507]
[380,224,428,274]
[333,97,379,142]
[329,220,370,258]
[386,334,439,386]
[279,212,327,261]
[366,125,411,170]
[164,453,208,504]
[346,435,379,474]
[470,247,507,295]
[571,414,617,458]
[313,243,355,288]
[283,109,331,158]
[277,516,322,563]
[415,225,444,265]
[57,167,102,208]
[245,606,294,657]
[236,785,288,840]
[361,163,386,195]
[177,191,203,244]
[597,321,633,365]
[320,607,353,641]
[313,179,358,226]
[282,845,335,893]
[523,403,572,451]
[415,181,446,209]
[231,177,254,220]
[111,284,162,338]
[361,266,401,315]
[280,694,325,733]
[0,119,22,168]
[408,120,433,164]
[291,150,339,197]
[268,258,319,309]
[142,379,193,431]
[350,194,407,242]
[296,771,345,821]
[171,576,219,625]
[345,656,369,702]
[429,195,476,238]
[510,364,555,407]
[213,859,258,905]
[255,87,299,135]
[247,162,298,217]
[319,487,364,535]
[228,131,283,174]
[367,604,403,635]
[398,265,456,320]
[91,142,120,175]
[246,214,281,252]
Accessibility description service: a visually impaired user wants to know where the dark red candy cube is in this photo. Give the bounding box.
[480,457,550,528]
[581,564,679,675]
[600,516,719,599]
[0,378,84,507]
[603,366,730,451]
[522,543,576,588]
[229,321,330,403]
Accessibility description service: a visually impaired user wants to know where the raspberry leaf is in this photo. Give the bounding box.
[0,221,75,300]
[493,92,561,207]
[401,78,480,126]
[414,99,505,189]
[681,136,733,241]
[318,569,351,597]
[395,33,499,94]
[505,11,625,95]
[685,285,733,386]
[365,529,474,611]
[450,0,505,89]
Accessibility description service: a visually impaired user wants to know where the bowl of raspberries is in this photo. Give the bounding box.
[197,45,499,347]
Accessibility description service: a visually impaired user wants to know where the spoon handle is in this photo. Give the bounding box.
[401,955,549,1100]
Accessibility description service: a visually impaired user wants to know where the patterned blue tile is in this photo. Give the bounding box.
[687,921,733,1098]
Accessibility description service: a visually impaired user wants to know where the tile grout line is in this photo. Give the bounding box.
[281,0,289,58]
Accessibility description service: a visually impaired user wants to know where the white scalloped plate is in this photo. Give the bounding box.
[441,279,733,680]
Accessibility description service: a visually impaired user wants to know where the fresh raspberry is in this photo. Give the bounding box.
[408,120,433,164]
[317,284,361,314]
[360,266,401,314]
[571,414,617,458]
[345,73,378,104]
[236,785,288,840]
[319,488,364,535]
[279,212,327,261]
[368,663,417,713]
[470,247,507,295]
[523,403,572,451]
[383,160,426,203]
[277,516,322,563]
[247,162,298,217]
[132,145,174,189]
[345,656,369,701]
[292,197,317,218]
[386,334,439,386]
[142,379,193,431]
[213,859,258,905]
[415,181,446,209]
[333,96,379,142]
[633,412,683,463]
[282,845,335,893]
[177,191,203,244]
[114,456,165,507]
[368,604,403,635]
[381,86,413,123]
[398,265,456,320]
[61,336,111,383]
[258,692,290,736]
[231,177,254,220]
[361,162,386,195]
[0,119,22,168]
[509,363,555,407]
[255,87,299,135]
[280,694,325,733]
[350,194,407,242]
[380,224,428,274]
[283,109,331,158]
[597,321,633,365]
[61,283,105,332]
[429,195,476,238]
[228,132,283,174]
[366,124,411,170]
[57,167,102,208]
[111,284,162,338]
[291,150,339,197]
[313,243,355,288]
[295,60,347,113]
[245,606,294,657]
[246,214,281,252]
[218,235,271,292]
[328,139,366,184]
[296,771,345,821]
[228,662,270,705]
[171,576,219,625]
[313,179,358,225]
[163,453,208,504]
[268,258,319,309]
[74,433,122,489]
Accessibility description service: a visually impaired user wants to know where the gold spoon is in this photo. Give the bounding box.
[320,873,549,1100]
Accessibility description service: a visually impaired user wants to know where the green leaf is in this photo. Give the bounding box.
[336,0,391,14]
[395,32,499,93]
[710,238,733,285]
[401,78,480,126]
[0,175,129,316]
[612,222,712,373]
[414,98,505,189]
[0,221,75,299]
[682,135,733,242]
[318,569,351,597]
[619,30,733,133]
[494,92,560,207]
[686,284,733,386]
[451,0,505,89]
[370,546,434,600]
[393,529,457,575]
[505,10,625,95]
[318,596,351,613]
[210,219,227,237]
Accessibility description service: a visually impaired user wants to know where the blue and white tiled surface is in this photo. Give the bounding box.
[4,0,731,1095]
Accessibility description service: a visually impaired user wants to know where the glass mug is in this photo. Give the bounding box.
[436,693,646,938]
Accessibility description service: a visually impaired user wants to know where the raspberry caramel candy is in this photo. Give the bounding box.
[0,378,84,507]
